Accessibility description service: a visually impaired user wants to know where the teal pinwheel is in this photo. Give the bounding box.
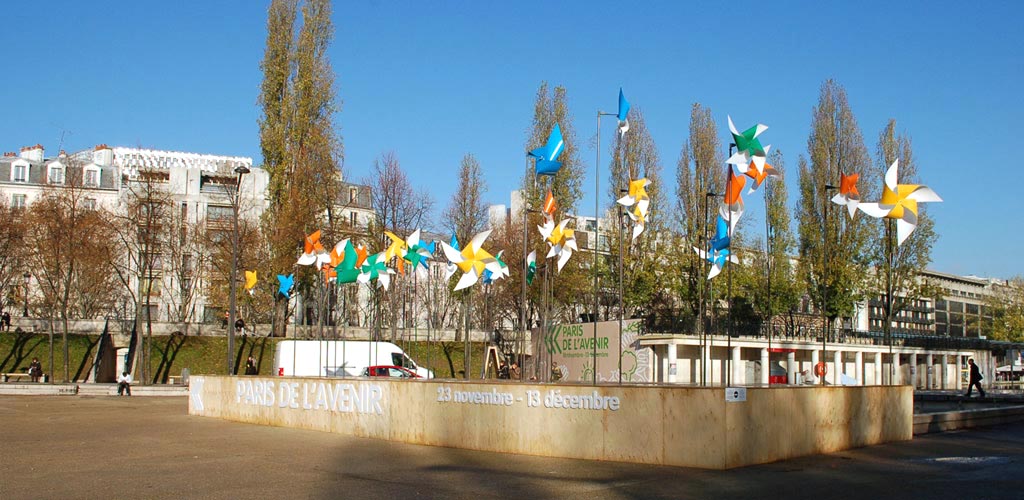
[726,116,771,175]
[358,252,394,290]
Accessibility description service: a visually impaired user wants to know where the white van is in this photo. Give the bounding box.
[274,340,433,379]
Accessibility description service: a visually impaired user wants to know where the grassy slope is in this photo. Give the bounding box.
[0,331,489,383]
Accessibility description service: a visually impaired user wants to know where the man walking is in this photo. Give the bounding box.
[965,358,985,398]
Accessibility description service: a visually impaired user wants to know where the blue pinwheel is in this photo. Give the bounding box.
[617,88,631,137]
[692,216,738,280]
[529,123,565,176]
[277,274,294,298]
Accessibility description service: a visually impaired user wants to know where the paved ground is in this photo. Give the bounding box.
[1,396,1022,499]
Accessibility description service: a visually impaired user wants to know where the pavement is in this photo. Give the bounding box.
[1,396,1023,500]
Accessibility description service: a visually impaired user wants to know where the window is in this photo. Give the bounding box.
[141,277,162,297]
[207,205,233,222]
[349,187,357,202]
[11,194,26,209]
[84,167,100,187]
[82,198,97,211]
[48,165,65,184]
[349,211,357,227]
[12,164,27,182]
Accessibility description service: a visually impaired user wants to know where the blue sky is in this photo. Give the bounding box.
[1,1,1020,278]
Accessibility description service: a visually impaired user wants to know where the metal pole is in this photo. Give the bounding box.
[886,218,894,384]
[618,202,624,384]
[765,179,773,377]
[520,200,528,381]
[726,146,734,387]
[227,168,246,376]
[593,111,601,386]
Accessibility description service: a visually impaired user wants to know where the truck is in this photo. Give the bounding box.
[273,340,433,379]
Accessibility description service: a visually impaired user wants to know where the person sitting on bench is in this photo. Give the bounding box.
[117,371,132,396]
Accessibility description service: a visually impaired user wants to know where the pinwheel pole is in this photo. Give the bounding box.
[702,191,720,386]
[594,110,619,385]
[765,180,773,359]
[617,191,626,384]
[821,183,838,385]
[885,218,895,385]
[726,147,735,387]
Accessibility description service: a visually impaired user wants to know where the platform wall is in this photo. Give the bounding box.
[188,376,912,469]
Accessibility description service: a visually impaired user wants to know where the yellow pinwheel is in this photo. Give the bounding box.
[440,230,497,291]
[858,159,942,246]
[244,270,257,296]
[538,218,578,272]
[617,177,650,240]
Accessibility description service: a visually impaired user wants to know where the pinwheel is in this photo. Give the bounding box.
[276,274,294,299]
[858,159,942,246]
[617,88,631,137]
[617,177,651,240]
[332,240,363,284]
[482,250,509,285]
[401,229,435,271]
[830,172,861,219]
[383,231,409,274]
[529,124,565,176]
[744,163,780,194]
[244,270,257,296]
[444,233,460,282]
[358,252,395,290]
[538,218,578,272]
[726,116,771,175]
[440,229,498,291]
[542,190,557,219]
[297,230,329,267]
[719,168,746,236]
[692,215,738,280]
[526,250,537,285]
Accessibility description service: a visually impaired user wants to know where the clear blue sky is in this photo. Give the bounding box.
[2,1,1020,278]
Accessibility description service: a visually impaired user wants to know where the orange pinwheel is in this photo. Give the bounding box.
[297,230,328,267]
[719,168,746,235]
[830,172,861,218]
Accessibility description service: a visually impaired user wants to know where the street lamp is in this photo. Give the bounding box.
[22,272,30,317]
[227,165,250,376]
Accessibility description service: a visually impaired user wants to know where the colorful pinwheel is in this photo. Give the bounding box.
[693,215,738,280]
[333,240,363,284]
[726,116,771,175]
[440,230,499,291]
[616,177,650,240]
[830,172,861,219]
[719,167,746,236]
[401,229,434,271]
[526,250,537,285]
[529,124,565,176]
[481,250,509,285]
[297,230,329,267]
[276,274,294,299]
[538,218,577,272]
[444,233,460,282]
[383,231,409,274]
[244,270,257,296]
[744,163,780,194]
[358,252,395,290]
[617,88,630,137]
[542,190,557,219]
[858,159,942,246]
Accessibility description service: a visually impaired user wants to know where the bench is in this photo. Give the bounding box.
[2,373,48,383]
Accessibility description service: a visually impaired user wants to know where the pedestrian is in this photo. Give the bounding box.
[551,361,563,382]
[117,371,132,396]
[28,357,42,382]
[510,361,521,380]
[498,360,509,379]
[235,317,246,337]
[245,356,257,375]
[965,358,985,398]
[1,311,9,331]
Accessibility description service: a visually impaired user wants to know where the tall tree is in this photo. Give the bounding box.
[871,119,938,337]
[258,0,343,336]
[675,103,725,331]
[742,149,800,334]
[609,108,666,321]
[796,80,875,332]
[441,154,488,376]
[521,82,587,323]
[0,197,28,314]
[984,278,1024,342]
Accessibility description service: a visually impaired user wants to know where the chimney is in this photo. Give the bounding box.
[93,144,113,167]
[19,144,44,162]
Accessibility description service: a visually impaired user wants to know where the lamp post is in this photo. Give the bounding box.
[22,272,30,317]
[227,165,250,376]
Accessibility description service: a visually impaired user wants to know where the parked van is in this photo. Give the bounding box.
[274,340,433,379]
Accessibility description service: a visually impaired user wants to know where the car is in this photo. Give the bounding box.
[362,365,422,378]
